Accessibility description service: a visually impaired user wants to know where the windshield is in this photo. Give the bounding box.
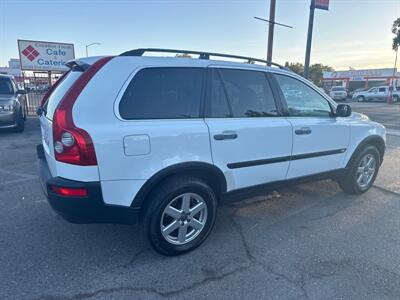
[331,87,345,91]
[0,77,14,95]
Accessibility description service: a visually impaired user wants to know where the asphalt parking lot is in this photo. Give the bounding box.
[1,104,399,299]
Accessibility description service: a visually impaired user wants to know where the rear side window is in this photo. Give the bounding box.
[119,68,204,119]
[44,71,82,120]
[0,77,14,95]
[206,69,231,118]
[378,87,386,92]
[210,69,278,118]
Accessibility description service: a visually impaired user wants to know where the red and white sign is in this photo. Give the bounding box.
[18,39,75,72]
[323,68,397,81]
[314,0,329,10]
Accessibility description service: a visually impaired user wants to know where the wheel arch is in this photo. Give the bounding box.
[346,135,385,168]
[131,162,227,209]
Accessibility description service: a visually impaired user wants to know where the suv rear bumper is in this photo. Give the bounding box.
[37,144,140,224]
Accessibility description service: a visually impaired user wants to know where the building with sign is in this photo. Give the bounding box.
[323,68,399,92]
[17,39,75,73]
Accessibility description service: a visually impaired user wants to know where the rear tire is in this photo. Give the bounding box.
[144,176,217,256]
[14,109,25,133]
[338,145,380,194]
[357,96,365,102]
[393,95,399,103]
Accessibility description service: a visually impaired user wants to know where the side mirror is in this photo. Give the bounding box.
[17,89,27,95]
[336,104,352,117]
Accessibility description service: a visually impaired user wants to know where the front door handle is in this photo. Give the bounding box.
[214,131,238,141]
[295,127,312,135]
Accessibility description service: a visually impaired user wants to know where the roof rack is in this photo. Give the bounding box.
[119,48,287,70]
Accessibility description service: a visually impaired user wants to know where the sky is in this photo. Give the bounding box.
[0,0,399,71]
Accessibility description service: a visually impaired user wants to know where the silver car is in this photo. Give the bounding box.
[0,74,27,132]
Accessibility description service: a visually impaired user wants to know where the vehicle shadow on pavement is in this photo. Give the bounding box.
[10,180,397,299]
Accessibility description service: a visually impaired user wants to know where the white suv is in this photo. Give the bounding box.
[329,86,347,101]
[37,49,386,255]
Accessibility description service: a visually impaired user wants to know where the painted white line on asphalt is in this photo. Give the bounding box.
[387,130,400,137]
[0,168,36,179]
[1,177,37,186]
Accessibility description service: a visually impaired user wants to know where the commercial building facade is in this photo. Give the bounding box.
[323,68,399,92]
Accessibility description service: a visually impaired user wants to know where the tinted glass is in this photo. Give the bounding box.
[332,87,345,91]
[274,74,332,117]
[0,77,14,94]
[378,87,386,92]
[218,69,278,117]
[119,68,203,119]
[206,70,231,117]
[44,71,82,120]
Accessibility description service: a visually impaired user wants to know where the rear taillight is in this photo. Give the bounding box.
[51,186,88,197]
[53,56,113,166]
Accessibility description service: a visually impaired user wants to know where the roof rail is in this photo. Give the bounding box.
[119,48,287,70]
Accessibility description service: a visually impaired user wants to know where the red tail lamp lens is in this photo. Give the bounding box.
[51,186,88,197]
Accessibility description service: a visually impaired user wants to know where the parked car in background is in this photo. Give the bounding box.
[0,74,26,132]
[349,88,367,98]
[329,86,348,101]
[353,86,399,102]
[37,49,386,255]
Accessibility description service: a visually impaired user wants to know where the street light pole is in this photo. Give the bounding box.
[85,42,101,57]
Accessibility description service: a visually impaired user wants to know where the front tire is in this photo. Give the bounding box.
[357,96,365,102]
[144,176,217,256]
[338,145,380,194]
[14,109,25,133]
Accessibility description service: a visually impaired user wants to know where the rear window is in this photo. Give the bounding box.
[218,69,278,117]
[0,77,14,95]
[119,67,204,119]
[44,71,81,120]
[331,87,345,91]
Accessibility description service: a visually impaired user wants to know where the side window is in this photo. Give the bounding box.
[119,67,203,119]
[206,69,231,118]
[274,74,332,117]
[370,88,377,93]
[216,69,278,118]
[378,87,386,92]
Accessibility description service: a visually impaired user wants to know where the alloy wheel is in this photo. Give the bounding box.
[356,153,376,189]
[160,193,208,245]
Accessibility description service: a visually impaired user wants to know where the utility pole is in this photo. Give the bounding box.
[267,0,276,66]
[254,1,292,66]
[304,1,315,79]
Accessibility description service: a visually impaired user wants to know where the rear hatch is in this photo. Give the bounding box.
[39,61,89,176]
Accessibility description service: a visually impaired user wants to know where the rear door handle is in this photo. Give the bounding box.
[214,131,238,141]
[295,127,312,135]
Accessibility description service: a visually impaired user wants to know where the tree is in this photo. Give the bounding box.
[392,18,400,51]
[284,62,304,76]
[309,63,334,87]
[284,62,334,87]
